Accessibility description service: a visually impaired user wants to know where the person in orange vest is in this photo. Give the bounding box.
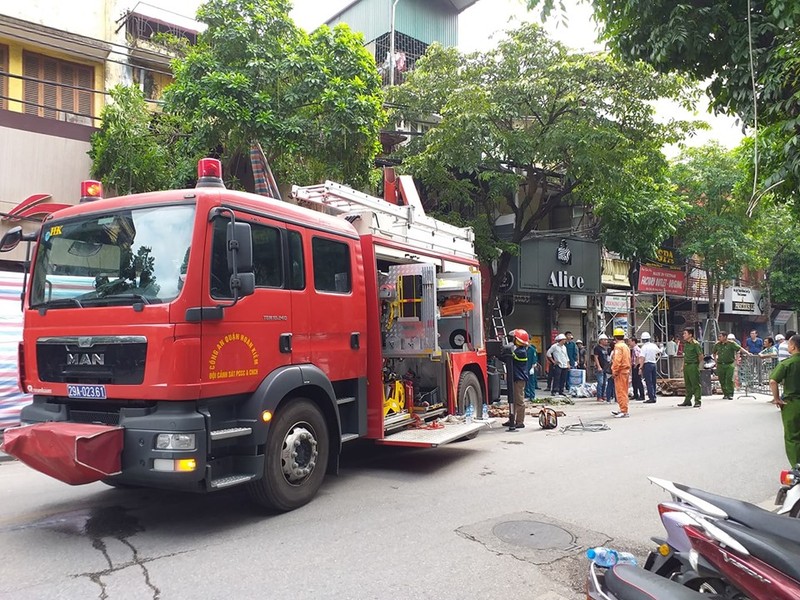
[611,328,631,418]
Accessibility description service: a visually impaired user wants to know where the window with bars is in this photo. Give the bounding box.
[22,51,94,125]
[0,44,8,110]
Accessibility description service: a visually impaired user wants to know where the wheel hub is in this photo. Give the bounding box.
[280,425,318,484]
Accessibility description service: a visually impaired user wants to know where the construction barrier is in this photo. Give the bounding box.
[736,353,775,398]
[0,271,30,430]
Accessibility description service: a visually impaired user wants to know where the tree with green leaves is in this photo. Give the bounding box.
[389,23,699,312]
[527,0,800,204]
[668,142,754,323]
[89,85,200,195]
[163,0,386,188]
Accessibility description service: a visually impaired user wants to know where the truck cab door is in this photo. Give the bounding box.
[201,212,292,392]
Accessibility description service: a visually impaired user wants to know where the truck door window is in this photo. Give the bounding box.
[288,230,305,290]
[210,217,283,299]
[312,237,351,293]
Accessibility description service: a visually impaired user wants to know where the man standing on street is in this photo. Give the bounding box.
[769,333,800,467]
[548,333,571,396]
[779,331,796,362]
[746,329,764,354]
[525,338,539,400]
[593,334,611,402]
[503,329,530,429]
[678,328,703,408]
[639,332,660,403]
[611,328,631,418]
[565,331,578,369]
[713,331,749,399]
[628,337,645,401]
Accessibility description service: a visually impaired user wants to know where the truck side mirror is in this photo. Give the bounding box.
[0,226,23,252]
[231,272,255,297]
[226,222,253,273]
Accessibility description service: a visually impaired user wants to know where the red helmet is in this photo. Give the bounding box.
[514,329,530,345]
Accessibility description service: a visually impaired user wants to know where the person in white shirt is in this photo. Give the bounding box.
[546,334,571,395]
[639,332,661,403]
[665,336,678,357]
[778,332,795,362]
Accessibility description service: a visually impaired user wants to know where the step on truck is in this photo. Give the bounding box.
[1,159,496,511]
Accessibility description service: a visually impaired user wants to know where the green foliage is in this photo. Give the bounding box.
[770,244,800,311]
[389,23,699,300]
[668,142,754,315]
[163,0,386,187]
[526,0,800,201]
[89,85,159,195]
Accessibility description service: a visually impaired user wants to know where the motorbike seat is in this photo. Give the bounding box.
[676,482,800,543]
[605,564,708,600]
[714,519,800,583]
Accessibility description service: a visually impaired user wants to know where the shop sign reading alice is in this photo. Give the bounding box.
[518,237,601,294]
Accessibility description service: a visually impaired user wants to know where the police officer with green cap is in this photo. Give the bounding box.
[713,331,749,399]
[770,333,800,466]
[678,327,703,408]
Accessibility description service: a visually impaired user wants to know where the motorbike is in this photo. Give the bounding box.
[587,561,708,600]
[645,476,800,598]
[776,464,800,517]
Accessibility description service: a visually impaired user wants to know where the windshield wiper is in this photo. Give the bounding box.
[31,297,84,314]
[83,293,155,308]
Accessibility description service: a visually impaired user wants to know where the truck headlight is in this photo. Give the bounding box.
[155,433,196,451]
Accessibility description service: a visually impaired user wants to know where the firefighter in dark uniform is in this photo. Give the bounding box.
[678,327,703,408]
[502,329,530,428]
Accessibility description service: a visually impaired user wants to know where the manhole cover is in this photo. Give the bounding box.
[492,520,576,550]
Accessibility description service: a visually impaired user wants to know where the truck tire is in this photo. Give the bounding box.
[456,371,483,417]
[247,398,329,512]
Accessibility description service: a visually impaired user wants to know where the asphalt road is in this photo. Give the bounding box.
[0,391,788,600]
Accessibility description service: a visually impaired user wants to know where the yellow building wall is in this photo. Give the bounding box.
[0,35,105,124]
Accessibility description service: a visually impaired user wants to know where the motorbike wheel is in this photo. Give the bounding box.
[791,501,800,518]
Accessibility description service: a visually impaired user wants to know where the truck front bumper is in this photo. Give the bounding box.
[13,397,208,489]
[2,422,123,484]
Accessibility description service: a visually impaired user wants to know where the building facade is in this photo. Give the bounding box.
[0,1,200,264]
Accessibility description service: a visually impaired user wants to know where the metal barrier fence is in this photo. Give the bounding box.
[735,353,776,398]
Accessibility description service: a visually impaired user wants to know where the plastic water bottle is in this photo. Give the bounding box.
[586,547,637,567]
[465,403,473,424]
[482,403,489,420]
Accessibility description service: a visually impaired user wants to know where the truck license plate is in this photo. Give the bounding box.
[67,384,107,400]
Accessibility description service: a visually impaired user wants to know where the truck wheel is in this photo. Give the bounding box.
[247,398,329,512]
[456,371,483,417]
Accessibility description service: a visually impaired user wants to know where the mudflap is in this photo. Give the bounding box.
[2,422,124,485]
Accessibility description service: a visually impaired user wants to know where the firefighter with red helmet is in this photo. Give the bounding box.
[502,329,530,428]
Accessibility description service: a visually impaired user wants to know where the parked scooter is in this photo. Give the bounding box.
[587,561,708,599]
[646,476,800,598]
[776,464,800,517]
[682,510,800,599]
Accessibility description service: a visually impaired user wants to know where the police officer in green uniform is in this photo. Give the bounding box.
[713,331,749,399]
[770,333,800,466]
[678,328,703,408]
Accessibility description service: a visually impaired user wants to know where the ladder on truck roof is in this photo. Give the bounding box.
[291,177,476,262]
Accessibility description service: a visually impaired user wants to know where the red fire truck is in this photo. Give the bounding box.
[1,159,495,511]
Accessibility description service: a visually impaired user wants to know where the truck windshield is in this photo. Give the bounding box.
[30,205,195,308]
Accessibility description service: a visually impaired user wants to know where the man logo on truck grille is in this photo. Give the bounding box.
[67,353,105,366]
